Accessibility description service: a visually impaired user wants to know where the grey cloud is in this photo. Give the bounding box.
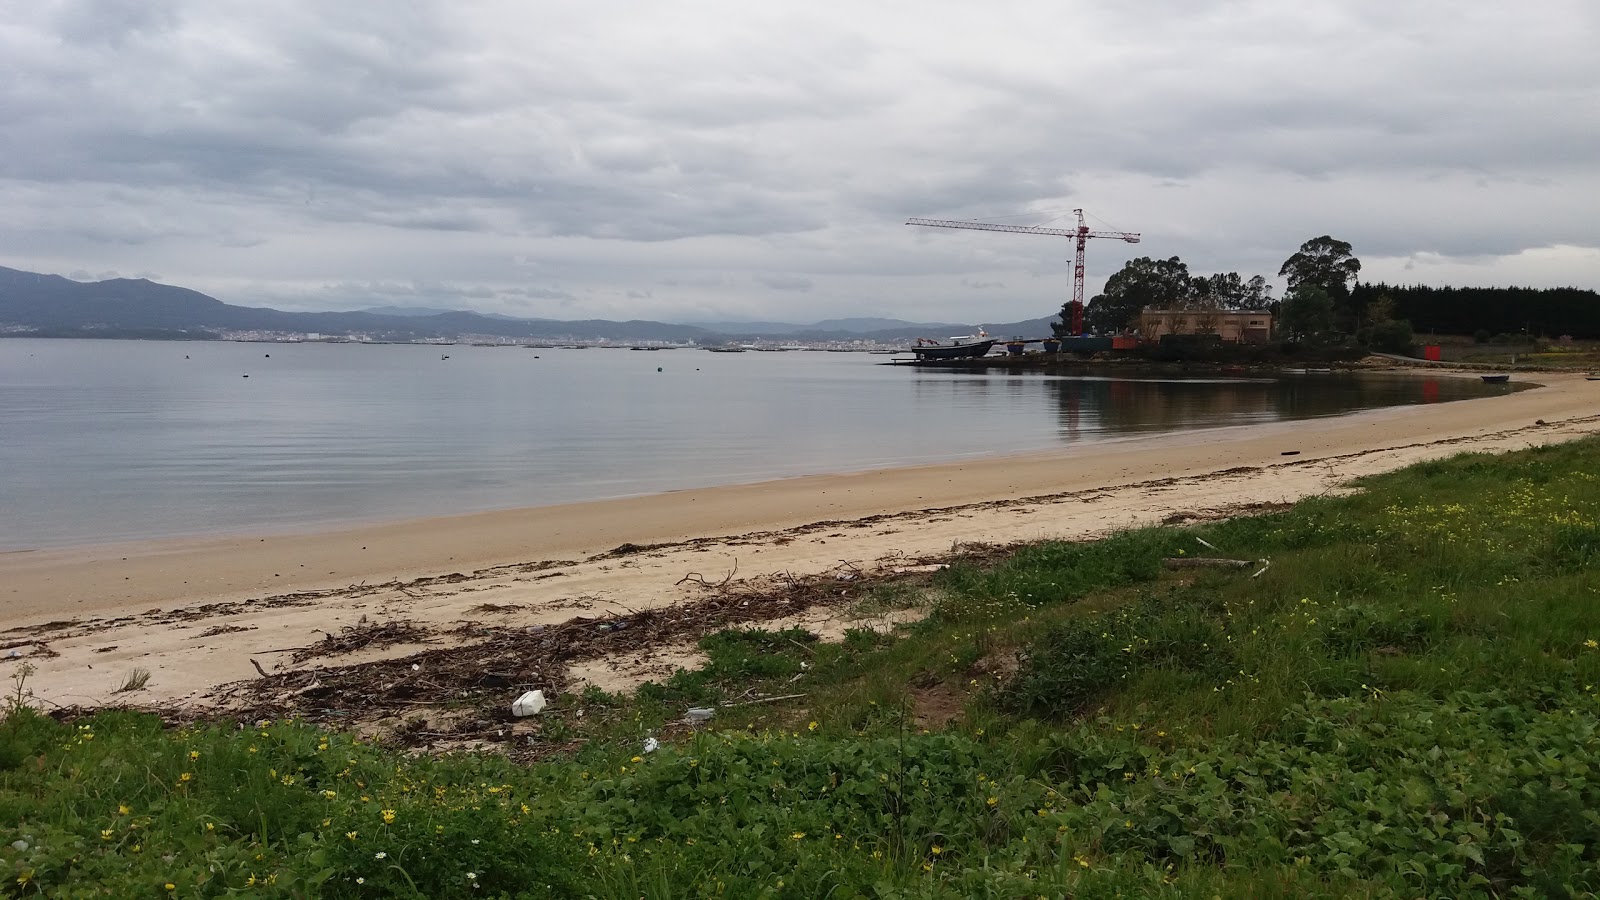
[52,0,180,45]
[756,274,813,292]
[0,0,1595,323]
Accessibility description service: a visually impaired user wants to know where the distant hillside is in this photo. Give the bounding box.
[0,266,1065,342]
[0,267,712,342]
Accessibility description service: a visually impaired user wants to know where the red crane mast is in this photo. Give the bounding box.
[906,209,1140,336]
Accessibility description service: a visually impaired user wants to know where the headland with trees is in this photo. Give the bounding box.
[1048,235,1600,365]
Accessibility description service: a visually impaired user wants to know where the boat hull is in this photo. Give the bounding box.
[910,340,995,360]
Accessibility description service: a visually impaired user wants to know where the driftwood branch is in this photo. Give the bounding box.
[676,559,738,588]
[1162,557,1254,570]
[731,693,807,707]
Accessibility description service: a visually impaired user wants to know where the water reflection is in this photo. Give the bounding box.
[911,370,1511,441]
[1043,372,1500,437]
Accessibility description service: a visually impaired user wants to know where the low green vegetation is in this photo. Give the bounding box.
[5,439,1600,897]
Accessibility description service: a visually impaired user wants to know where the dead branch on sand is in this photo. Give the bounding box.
[676,559,738,589]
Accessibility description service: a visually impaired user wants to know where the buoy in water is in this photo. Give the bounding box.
[657,367,662,372]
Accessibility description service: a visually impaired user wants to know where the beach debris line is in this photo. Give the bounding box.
[291,616,433,663]
[2,639,58,661]
[202,545,970,750]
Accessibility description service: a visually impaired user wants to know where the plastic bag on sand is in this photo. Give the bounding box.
[511,690,547,717]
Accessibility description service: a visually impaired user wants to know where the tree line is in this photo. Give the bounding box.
[1063,236,1600,345]
[1350,283,1600,341]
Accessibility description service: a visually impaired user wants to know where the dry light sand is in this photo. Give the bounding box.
[3,369,1597,712]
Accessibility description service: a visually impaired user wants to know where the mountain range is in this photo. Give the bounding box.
[0,266,1057,342]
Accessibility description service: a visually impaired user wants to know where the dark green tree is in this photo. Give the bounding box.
[1358,292,1415,353]
[1071,256,1196,335]
[1366,319,1416,354]
[1244,275,1274,308]
[1279,236,1361,307]
[1278,284,1336,341]
[1189,272,1275,310]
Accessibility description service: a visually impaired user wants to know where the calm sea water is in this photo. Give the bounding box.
[0,339,1508,549]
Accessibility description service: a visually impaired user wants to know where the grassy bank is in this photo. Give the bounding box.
[4,439,1600,898]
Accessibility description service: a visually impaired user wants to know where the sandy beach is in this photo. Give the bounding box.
[4,369,1597,716]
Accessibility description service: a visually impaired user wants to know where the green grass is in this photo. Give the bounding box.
[5,439,1600,897]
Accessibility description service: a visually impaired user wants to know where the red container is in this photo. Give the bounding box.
[1422,345,1442,361]
[1111,335,1139,351]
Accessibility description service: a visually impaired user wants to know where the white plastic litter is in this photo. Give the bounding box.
[642,737,660,754]
[685,707,715,723]
[511,690,547,717]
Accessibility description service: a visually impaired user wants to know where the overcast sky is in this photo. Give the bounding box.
[3,1,1597,324]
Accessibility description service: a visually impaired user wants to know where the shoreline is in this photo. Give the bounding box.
[4,371,1598,711]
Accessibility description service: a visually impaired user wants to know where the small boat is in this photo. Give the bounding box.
[1481,374,1509,383]
[911,339,996,361]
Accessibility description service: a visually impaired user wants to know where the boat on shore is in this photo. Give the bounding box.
[910,339,996,361]
[1481,374,1510,384]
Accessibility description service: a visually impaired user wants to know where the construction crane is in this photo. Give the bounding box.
[906,209,1140,336]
